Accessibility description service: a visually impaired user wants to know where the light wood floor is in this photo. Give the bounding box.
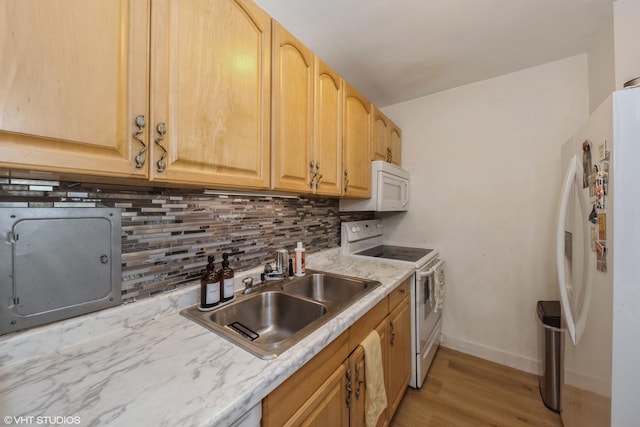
[390,347,563,427]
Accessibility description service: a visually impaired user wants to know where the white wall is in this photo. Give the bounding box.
[613,0,640,89]
[381,55,589,373]
[587,7,614,113]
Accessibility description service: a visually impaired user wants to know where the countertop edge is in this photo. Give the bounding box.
[0,248,415,426]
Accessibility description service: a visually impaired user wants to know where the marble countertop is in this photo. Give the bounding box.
[0,249,414,426]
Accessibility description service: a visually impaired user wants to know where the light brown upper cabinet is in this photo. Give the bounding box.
[0,0,271,189]
[270,21,314,193]
[389,123,402,166]
[0,0,150,179]
[150,0,271,189]
[343,83,371,198]
[271,22,342,196]
[312,58,343,196]
[372,105,402,166]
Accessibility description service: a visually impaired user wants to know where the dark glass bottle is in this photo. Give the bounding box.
[219,252,235,302]
[200,256,220,310]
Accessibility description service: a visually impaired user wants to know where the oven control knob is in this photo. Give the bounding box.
[351,226,358,232]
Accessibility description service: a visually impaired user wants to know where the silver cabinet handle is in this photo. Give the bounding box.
[309,161,318,189]
[314,162,322,189]
[309,161,323,190]
[154,122,167,172]
[133,115,146,168]
[355,360,363,399]
[344,170,349,193]
[345,367,352,408]
[390,320,395,346]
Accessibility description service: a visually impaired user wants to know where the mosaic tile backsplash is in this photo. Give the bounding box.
[0,178,372,302]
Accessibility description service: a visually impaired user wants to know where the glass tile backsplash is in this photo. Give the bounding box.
[0,179,372,302]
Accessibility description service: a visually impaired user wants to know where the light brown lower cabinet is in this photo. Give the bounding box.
[262,278,411,426]
[386,292,412,419]
[374,316,389,427]
[284,360,350,426]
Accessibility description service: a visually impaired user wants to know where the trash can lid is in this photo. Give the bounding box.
[537,300,561,328]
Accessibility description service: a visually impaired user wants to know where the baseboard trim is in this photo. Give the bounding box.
[440,333,539,375]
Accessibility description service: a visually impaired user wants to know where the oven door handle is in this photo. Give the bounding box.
[420,269,435,305]
[419,269,434,278]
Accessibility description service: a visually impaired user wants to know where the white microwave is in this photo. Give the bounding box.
[339,161,410,212]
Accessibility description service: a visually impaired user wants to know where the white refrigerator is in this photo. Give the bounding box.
[556,87,640,427]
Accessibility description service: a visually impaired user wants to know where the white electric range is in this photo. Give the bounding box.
[341,219,445,388]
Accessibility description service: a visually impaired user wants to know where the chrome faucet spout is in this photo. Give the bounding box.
[261,258,287,283]
[263,272,285,282]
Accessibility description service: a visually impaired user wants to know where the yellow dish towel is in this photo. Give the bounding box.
[361,330,387,427]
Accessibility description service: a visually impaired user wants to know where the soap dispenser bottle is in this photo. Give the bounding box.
[219,252,235,303]
[294,242,306,277]
[199,255,220,311]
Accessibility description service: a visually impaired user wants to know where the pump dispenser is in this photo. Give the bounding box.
[199,256,220,311]
[219,252,235,302]
[294,242,306,277]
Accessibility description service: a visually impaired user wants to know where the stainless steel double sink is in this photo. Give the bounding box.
[181,270,381,359]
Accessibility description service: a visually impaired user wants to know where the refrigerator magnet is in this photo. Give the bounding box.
[598,213,607,241]
[591,224,598,252]
[596,241,607,273]
[589,165,597,200]
[598,139,607,162]
[589,204,598,224]
[594,165,608,209]
[582,140,592,189]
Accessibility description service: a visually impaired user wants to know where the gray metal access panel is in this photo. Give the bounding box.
[0,208,122,335]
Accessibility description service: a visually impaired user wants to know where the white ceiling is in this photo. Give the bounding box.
[253,0,613,107]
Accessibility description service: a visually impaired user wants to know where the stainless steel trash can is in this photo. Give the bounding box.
[537,300,561,412]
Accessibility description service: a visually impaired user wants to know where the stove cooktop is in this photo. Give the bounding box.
[355,245,433,263]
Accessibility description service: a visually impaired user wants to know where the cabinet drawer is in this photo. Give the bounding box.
[348,298,387,353]
[388,278,410,312]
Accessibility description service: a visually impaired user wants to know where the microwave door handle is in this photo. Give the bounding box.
[401,180,409,207]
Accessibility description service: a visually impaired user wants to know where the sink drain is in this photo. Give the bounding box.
[227,322,260,341]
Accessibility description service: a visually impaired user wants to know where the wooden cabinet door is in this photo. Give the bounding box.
[389,124,401,166]
[0,0,149,178]
[150,0,271,189]
[371,106,390,162]
[349,345,367,427]
[313,58,342,196]
[271,21,313,192]
[286,361,349,427]
[375,318,390,427]
[387,296,412,417]
[262,332,349,427]
[343,83,371,198]
[371,106,402,166]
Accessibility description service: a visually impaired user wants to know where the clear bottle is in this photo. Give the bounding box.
[199,256,220,311]
[294,242,306,277]
[219,252,235,303]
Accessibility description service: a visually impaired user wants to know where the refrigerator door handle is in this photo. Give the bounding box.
[556,155,577,345]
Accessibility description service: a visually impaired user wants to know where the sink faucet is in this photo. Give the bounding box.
[241,277,255,295]
[259,249,290,282]
[261,262,285,282]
